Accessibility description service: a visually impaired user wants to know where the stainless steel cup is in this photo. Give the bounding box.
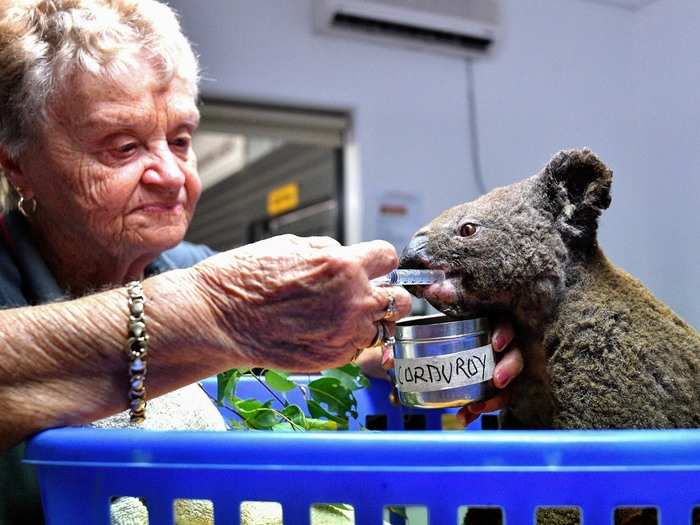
[389,314,495,408]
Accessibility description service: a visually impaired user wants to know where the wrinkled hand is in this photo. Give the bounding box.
[377,317,523,426]
[191,235,412,372]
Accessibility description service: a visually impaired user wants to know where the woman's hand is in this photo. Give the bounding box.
[456,319,523,426]
[191,235,413,372]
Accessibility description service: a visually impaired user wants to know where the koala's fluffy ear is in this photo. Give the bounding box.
[541,148,613,246]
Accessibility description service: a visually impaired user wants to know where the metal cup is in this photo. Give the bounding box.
[389,314,495,408]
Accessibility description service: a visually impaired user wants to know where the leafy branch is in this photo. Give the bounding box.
[215,364,370,432]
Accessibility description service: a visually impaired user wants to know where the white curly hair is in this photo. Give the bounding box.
[0,0,200,212]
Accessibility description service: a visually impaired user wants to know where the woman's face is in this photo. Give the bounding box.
[18,64,202,261]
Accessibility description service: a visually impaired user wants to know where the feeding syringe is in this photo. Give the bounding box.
[371,269,445,287]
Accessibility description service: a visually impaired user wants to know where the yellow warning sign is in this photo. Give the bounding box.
[267,182,299,216]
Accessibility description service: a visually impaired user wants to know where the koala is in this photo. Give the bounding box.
[400,149,700,525]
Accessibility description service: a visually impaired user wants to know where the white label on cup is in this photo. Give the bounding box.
[394,344,495,393]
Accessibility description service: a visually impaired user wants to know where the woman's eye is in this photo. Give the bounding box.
[459,223,479,237]
[116,143,138,155]
[170,136,191,149]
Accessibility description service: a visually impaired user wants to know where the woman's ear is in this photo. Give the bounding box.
[540,148,613,247]
[0,146,32,197]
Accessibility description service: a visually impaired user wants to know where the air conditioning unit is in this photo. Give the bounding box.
[312,0,500,58]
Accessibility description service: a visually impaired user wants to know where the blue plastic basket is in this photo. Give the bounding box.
[24,377,700,524]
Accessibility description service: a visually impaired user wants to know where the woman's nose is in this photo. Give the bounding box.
[141,145,186,190]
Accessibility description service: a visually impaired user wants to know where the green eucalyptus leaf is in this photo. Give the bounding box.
[249,409,280,429]
[305,417,343,431]
[323,364,370,390]
[232,398,268,421]
[264,369,296,393]
[217,369,242,404]
[308,377,357,416]
[271,422,296,431]
[233,398,265,414]
[227,418,245,430]
[233,398,278,428]
[281,404,306,427]
[307,399,347,425]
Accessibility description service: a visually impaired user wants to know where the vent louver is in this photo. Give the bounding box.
[313,0,499,58]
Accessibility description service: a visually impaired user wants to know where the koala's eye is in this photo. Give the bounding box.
[459,223,479,237]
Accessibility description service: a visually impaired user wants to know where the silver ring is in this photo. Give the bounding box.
[368,321,385,348]
[383,291,397,321]
[382,318,396,350]
[383,333,396,351]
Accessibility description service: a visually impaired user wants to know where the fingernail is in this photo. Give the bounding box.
[492,333,505,352]
[468,401,486,414]
[495,369,511,388]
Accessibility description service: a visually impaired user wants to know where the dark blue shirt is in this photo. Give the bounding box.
[0,210,215,524]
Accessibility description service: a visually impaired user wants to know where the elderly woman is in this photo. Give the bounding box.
[0,0,522,523]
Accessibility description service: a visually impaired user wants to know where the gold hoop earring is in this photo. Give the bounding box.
[18,194,37,218]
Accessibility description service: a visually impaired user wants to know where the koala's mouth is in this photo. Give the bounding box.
[417,275,460,305]
[404,268,454,297]
[413,273,487,318]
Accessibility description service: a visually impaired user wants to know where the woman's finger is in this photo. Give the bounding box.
[491,320,515,353]
[456,390,512,426]
[493,347,524,388]
[456,407,480,427]
[467,390,512,414]
[344,240,398,279]
[306,236,341,249]
[372,286,412,322]
[354,346,389,379]
[358,321,383,350]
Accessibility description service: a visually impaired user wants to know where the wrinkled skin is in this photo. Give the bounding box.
[192,235,413,372]
[4,63,202,295]
[402,149,700,525]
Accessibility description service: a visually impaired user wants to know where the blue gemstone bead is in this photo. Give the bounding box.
[131,358,145,373]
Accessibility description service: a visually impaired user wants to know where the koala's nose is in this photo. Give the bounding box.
[399,233,431,269]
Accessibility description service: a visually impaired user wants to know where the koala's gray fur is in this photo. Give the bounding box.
[400,149,700,525]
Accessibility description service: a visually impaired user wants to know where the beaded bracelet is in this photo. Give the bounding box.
[125,281,148,423]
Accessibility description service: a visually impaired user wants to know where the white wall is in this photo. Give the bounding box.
[628,0,700,328]
[473,0,700,330]
[170,0,698,328]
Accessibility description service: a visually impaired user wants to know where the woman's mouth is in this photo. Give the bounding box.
[136,202,184,214]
